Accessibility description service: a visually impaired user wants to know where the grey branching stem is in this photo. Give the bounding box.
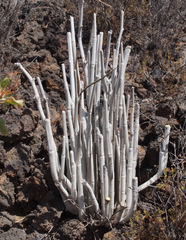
[15,0,170,226]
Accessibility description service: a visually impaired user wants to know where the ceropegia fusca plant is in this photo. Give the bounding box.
[15,0,170,226]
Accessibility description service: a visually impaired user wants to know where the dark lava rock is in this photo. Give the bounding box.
[0,227,26,240]
[176,97,186,125]
[0,108,36,143]
[15,20,44,56]
[0,140,6,166]
[16,175,48,214]
[25,230,46,240]
[31,191,64,232]
[5,143,31,182]
[103,228,126,240]
[29,124,45,156]
[0,211,14,232]
[136,87,148,98]
[0,173,15,211]
[151,68,163,81]
[156,98,177,119]
[144,140,160,169]
[53,219,87,240]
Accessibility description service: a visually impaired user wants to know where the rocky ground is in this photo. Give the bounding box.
[0,0,185,239]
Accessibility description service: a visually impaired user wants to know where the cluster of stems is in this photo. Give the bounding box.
[15,0,170,225]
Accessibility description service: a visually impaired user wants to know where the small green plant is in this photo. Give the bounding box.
[0,77,24,135]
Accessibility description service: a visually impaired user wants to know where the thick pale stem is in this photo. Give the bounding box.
[121,145,126,204]
[44,119,59,184]
[133,103,140,178]
[70,151,77,200]
[99,133,106,216]
[77,163,85,220]
[88,13,97,109]
[120,177,138,223]
[36,77,50,119]
[138,125,171,192]
[82,179,100,213]
[78,0,85,62]
[70,16,76,65]
[115,135,121,204]
[123,96,129,155]
[105,30,112,71]
[60,136,66,181]
[115,11,124,66]
[62,111,71,179]
[103,165,109,218]
[67,109,75,154]
[15,63,46,121]
[67,32,75,104]
[62,64,73,111]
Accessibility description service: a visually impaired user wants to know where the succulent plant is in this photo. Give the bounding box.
[15,0,170,226]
